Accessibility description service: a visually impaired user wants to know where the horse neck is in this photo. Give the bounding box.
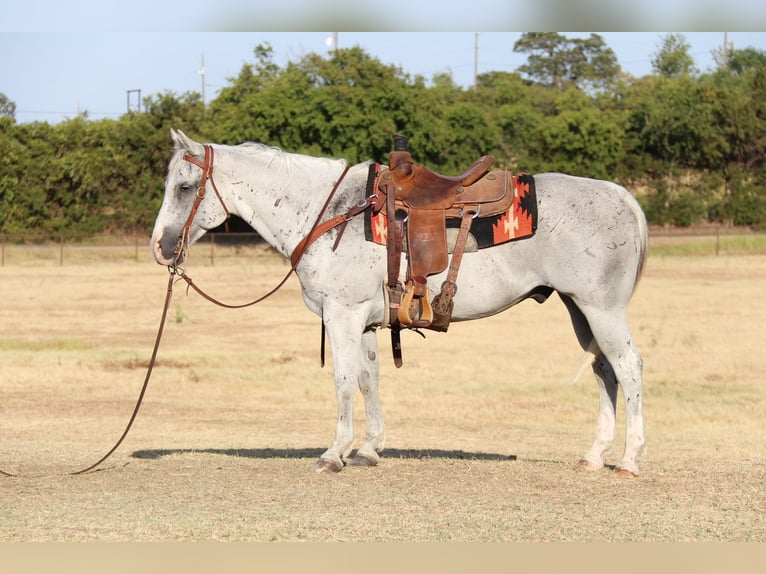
[215,145,350,258]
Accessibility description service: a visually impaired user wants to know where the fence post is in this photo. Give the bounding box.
[715,226,720,256]
[60,234,64,266]
[210,234,216,266]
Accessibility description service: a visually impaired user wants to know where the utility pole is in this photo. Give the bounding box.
[722,32,729,69]
[474,32,479,90]
[199,54,206,105]
[326,32,339,54]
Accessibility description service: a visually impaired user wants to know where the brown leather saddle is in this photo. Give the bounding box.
[376,136,516,362]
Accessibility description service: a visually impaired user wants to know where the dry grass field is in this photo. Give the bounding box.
[0,238,764,542]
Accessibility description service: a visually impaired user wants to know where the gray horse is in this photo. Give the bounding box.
[151,129,648,476]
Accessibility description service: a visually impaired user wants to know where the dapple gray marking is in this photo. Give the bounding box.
[151,129,648,476]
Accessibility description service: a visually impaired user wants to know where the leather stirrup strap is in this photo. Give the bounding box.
[382,177,404,367]
[383,178,401,290]
[432,207,477,322]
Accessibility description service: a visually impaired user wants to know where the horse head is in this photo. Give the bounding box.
[150,129,230,266]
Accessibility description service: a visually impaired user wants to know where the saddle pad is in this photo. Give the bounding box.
[365,170,537,250]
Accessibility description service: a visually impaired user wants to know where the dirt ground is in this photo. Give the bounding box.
[0,245,764,541]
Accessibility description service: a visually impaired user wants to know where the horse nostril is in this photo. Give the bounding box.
[150,233,170,264]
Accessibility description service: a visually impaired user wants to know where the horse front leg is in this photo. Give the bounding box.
[347,329,385,467]
[314,309,385,473]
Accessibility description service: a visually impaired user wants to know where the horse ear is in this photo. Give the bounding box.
[171,128,205,159]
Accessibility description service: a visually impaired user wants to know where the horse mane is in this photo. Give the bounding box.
[231,141,346,175]
[168,139,347,189]
[236,141,282,153]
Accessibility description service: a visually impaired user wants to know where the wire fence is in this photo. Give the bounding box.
[1,228,765,267]
[0,233,268,267]
[646,226,766,256]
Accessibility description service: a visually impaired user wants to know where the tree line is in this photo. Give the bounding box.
[1,33,765,236]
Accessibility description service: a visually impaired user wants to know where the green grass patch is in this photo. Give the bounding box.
[0,338,91,352]
[649,233,766,256]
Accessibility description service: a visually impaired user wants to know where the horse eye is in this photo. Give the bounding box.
[179,183,192,193]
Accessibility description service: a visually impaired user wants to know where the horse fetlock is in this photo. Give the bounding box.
[615,451,641,477]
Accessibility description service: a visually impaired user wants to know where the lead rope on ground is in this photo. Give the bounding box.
[1,162,352,478]
[0,266,178,478]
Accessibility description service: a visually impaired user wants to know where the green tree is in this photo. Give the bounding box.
[513,32,621,91]
[626,75,713,169]
[208,45,490,170]
[532,88,626,179]
[0,93,15,120]
[728,46,766,75]
[3,42,766,232]
[141,91,205,130]
[0,121,57,233]
[478,71,551,170]
[651,33,697,78]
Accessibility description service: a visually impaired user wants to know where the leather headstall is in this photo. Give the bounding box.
[176,145,231,263]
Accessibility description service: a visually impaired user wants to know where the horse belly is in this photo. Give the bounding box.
[437,244,544,321]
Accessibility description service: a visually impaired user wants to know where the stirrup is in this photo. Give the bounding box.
[398,284,433,328]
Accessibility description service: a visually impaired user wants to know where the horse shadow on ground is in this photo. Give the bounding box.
[131,447,518,463]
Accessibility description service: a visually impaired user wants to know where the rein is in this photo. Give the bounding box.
[175,150,354,309]
[0,149,354,478]
[0,268,177,477]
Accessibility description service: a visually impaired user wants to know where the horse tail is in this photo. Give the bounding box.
[566,338,600,387]
[625,187,649,294]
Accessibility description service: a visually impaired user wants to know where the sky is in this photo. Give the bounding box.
[2,1,765,124]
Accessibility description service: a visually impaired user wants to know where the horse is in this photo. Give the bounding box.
[151,129,649,476]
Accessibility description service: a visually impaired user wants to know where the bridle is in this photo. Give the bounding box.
[0,144,356,478]
[172,144,356,301]
[174,145,231,265]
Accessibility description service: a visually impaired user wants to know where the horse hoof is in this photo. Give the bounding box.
[577,458,603,472]
[348,453,379,467]
[614,466,639,478]
[313,458,344,474]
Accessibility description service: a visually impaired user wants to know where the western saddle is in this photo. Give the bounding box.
[376,135,517,365]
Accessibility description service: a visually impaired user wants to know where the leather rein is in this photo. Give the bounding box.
[0,146,356,478]
[173,145,356,307]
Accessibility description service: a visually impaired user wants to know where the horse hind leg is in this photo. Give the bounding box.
[609,340,645,477]
[578,355,619,471]
[580,309,645,476]
[559,294,642,475]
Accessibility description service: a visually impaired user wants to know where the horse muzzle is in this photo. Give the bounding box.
[150,228,183,266]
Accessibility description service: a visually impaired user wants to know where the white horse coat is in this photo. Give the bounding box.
[151,129,648,476]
